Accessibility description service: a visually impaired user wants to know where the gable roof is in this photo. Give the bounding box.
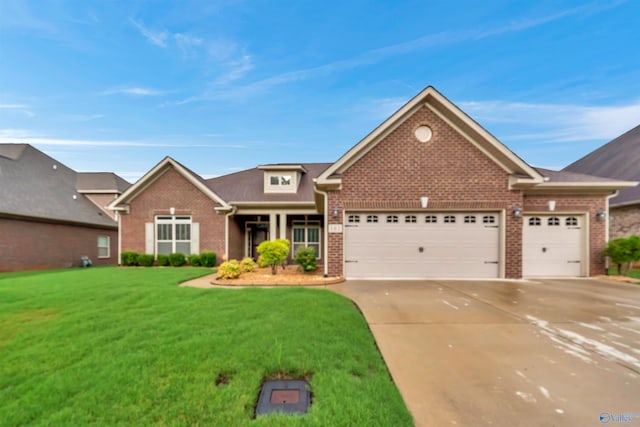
[563,125,640,206]
[109,156,231,212]
[316,85,545,188]
[207,163,331,205]
[0,144,122,227]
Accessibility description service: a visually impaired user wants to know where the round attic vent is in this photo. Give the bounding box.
[414,125,432,142]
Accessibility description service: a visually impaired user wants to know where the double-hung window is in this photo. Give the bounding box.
[97,235,110,258]
[292,221,321,258]
[156,216,192,255]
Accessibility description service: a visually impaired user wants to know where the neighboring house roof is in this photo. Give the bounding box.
[563,125,640,206]
[77,172,131,193]
[0,144,123,227]
[316,85,545,188]
[206,163,331,204]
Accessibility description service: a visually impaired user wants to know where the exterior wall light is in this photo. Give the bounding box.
[512,206,522,217]
[596,209,606,220]
[420,196,429,209]
[332,207,339,217]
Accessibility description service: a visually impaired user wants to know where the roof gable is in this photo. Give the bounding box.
[109,157,230,211]
[316,86,544,187]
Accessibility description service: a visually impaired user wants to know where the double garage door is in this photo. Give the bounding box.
[344,212,586,279]
[344,212,501,279]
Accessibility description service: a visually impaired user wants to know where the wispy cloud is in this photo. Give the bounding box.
[459,100,640,143]
[174,33,203,57]
[183,0,625,103]
[129,18,168,47]
[99,86,170,96]
[0,104,35,117]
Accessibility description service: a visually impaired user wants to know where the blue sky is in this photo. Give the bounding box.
[1,0,639,182]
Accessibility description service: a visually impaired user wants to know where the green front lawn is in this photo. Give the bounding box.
[0,268,412,426]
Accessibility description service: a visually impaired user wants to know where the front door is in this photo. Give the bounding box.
[246,222,269,259]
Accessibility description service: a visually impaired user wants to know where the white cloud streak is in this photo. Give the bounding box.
[459,100,640,143]
[0,103,35,117]
[129,18,168,47]
[99,87,169,96]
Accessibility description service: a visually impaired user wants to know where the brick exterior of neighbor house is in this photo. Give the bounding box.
[610,205,640,239]
[0,217,118,272]
[119,167,226,257]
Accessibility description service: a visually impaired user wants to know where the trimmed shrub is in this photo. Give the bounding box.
[240,257,256,273]
[157,254,170,266]
[294,246,317,272]
[138,254,155,267]
[120,251,139,267]
[199,251,217,268]
[218,260,241,279]
[257,255,269,268]
[188,254,202,267]
[604,235,640,275]
[169,253,186,267]
[257,239,290,275]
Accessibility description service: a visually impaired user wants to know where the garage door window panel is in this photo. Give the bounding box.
[529,217,541,226]
[367,215,378,223]
[405,215,417,223]
[425,215,437,223]
[548,217,560,226]
[386,215,398,223]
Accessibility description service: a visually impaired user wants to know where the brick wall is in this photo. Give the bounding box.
[0,217,118,272]
[327,105,523,278]
[523,194,608,276]
[610,205,640,239]
[119,167,225,262]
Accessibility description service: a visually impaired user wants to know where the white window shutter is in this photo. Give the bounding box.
[145,223,154,254]
[191,223,200,254]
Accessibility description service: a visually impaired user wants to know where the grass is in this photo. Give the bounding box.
[607,267,640,281]
[0,267,413,426]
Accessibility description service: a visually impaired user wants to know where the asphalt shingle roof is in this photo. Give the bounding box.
[0,144,126,227]
[563,125,640,206]
[206,163,331,203]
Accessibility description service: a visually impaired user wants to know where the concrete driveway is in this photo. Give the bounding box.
[331,278,640,427]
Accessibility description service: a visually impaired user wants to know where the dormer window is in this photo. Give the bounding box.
[260,164,307,194]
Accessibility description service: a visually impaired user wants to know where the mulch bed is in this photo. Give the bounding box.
[211,265,344,286]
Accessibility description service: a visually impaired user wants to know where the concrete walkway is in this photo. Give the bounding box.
[331,278,640,427]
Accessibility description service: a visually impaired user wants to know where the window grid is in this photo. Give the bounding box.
[566,217,578,226]
[548,217,560,226]
[347,215,360,223]
[529,217,541,226]
[366,215,379,223]
[97,235,110,258]
[464,215,476,224]
[386,215,399,223]
[444,215,456,224]
[405,215,417,223]
[483,215,496,224]
[156,216,192,255]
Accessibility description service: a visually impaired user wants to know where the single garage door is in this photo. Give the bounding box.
[344,212,500,279]
[522,215,584,277]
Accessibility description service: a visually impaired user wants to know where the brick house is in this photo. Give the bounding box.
[110,86,636,279]
[0,144,130,271]
[564,124,640,239]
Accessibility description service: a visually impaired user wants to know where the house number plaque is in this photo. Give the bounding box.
[328,224,343,233]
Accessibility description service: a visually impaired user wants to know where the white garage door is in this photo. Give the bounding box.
[344,212,500,279]
[522,215,584,277]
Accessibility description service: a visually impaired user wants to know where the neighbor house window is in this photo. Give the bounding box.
[292,222,320,258]
[156,216,192,255]
[98,235,110,258]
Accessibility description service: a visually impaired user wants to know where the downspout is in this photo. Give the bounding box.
[604,190,619,272]
[313,181,329,277]
[224,206,238,262]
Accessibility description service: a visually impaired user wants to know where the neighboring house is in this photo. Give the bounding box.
[110,86,636,279]
[564,124,640,239]
[0,144,130,272]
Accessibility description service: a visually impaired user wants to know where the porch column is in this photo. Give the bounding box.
[269,213,277,241]
[279,213,287,240]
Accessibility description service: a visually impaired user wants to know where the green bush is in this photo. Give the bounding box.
[294,246,317,272]
[257,255,269,268]
[257,239,290,275]
[199,251,217,267]
[157,254,170,266]
[218,260,241,279]
[169,253,186,267]
[120,251,139,267]
[188,254,201,267]
[138,254,155,267]
[240,257,256,273]
[604,235,640,275]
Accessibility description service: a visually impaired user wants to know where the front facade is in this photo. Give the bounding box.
[110,87,635,279]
